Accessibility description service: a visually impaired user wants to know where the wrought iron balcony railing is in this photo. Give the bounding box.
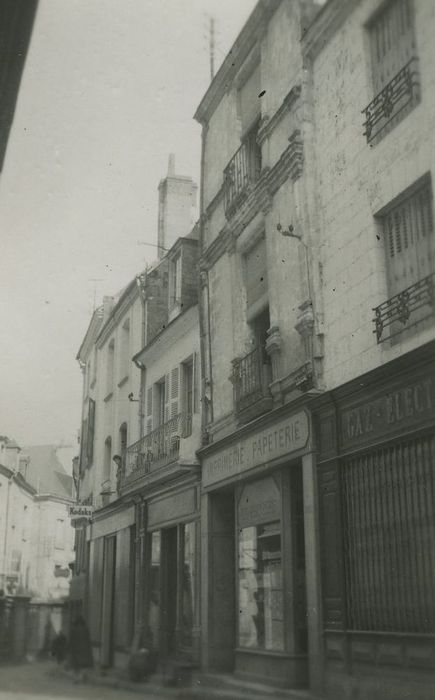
[231,345,272,414]
[124,413,192,482]
[223,128,261,216]
[362,57,420,143]
[373,273,435,343]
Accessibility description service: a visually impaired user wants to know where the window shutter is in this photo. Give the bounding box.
[192,352,198,414]
[87,399,95,463]
[239,63,261,132]
[164,374,170,422]
[171,366,179,418]
[245,236,268,308]
[370,0,415,93]
[146,386,153,434]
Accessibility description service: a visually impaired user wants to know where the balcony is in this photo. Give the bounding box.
[373,273,435,343]
[362,57,420,144]
[231,346,273,424]
[223,128,261,217]
[123,413,193,487]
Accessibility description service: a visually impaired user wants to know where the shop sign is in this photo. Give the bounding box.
[68,504,93,521]
[341,377,434,449]
[238,477,280,528]
[203,410,309,488]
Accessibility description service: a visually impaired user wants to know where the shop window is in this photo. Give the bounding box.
[373,176,434,342]
[148,530,161,649]
[238,522,284,651]
[364,0,419,142]
[342,434,435,633]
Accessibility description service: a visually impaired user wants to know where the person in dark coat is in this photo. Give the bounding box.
[69,616,93,681]
[51,630,67,663]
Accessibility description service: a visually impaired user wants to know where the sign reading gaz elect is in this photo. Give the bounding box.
[68,504,94,521]
[203,410,309,488]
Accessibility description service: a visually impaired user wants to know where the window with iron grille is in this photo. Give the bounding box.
[342,434,435,633]
[373,177,434,342]
[363,0,419,142]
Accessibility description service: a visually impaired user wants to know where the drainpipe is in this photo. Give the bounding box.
[198,122,214,441]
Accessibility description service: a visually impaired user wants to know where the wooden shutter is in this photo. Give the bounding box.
[87,399,95,463]
[146,386,153,435]
[370,0,415,93]
[164,374,170,422]
[170,366,179,418]
[245,236,268,308]
[239,63,261,132]
[383,179,434,296]
[192,352,198,414]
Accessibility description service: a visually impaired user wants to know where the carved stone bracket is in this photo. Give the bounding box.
[265,325,282,381]
[295,299,314,365]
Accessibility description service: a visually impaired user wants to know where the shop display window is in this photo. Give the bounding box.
[238,521,284,651]
[180,521,196,647]
[148,531,161,648]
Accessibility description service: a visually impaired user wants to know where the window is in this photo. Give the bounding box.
[364,0,419,142]
[169,254,182,309]
[106,339,115,397]
[87,398,96,465]
[373,177,434,342]
[103,436,112,483]
[342,436,435,633]
[182,358,195,437]
[238,523,284,651]
[244,235,268,311]
[237,62,261,134]
[119,423,127,471]
[54,518,65,550]
[119,319,130,381]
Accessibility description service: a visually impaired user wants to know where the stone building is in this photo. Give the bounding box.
[194,0,323,692]
[303,0,435,698]
[72,160,200,671]
[194,0,434,697]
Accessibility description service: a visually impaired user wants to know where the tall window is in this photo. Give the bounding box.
[119,319,130,381]
[364,0,419,142]
[106,339,115,397]
[374,177,434,341]
[244,235,268,311]
[119,423,127,471]
[103,436,112,483]
[169,254,182,309]
[87,398,96,465]
[369,0,415,91]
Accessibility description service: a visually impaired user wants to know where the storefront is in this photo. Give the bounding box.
[313,341,435,700]
[141,481,201,666]
[199,405,321,690]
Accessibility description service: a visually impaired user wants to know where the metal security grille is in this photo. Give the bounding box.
[342,435,435,633]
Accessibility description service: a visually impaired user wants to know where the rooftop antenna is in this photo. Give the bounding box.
[209,17,215,81]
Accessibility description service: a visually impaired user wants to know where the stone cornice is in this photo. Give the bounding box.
[200,130,304,270]
[302,0,361,62]
[257,85,301,144]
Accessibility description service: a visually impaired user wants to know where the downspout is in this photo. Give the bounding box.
[198,122,214,442]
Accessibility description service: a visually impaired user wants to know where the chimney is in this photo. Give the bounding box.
[0,438,21,470]
[157,155,197,257]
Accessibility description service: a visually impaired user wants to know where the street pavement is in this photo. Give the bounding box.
[0,660,175,700]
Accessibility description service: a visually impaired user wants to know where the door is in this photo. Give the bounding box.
[100,535,116,667]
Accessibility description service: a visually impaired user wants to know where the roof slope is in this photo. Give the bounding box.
[22,444,73,499]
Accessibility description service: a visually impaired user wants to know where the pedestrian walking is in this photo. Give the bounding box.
[69,615,93,682]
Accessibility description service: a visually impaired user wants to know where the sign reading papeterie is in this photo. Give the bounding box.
[68,504,94,520]
[203,410,309,488]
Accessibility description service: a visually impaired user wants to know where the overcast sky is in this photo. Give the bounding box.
[0,0,256,448]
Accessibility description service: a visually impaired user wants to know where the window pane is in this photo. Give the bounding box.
[238,521,284,651]
[180,522,196,647]
[149,531,161,648]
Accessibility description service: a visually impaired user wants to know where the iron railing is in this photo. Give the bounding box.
[231,345,271,414]
[342,435,435,633]
[362,57,419,143]
[223,128,261,216]
[373,272,435,343]
[124,413,192,482]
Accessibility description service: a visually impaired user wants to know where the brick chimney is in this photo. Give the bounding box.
[157,154,197,257]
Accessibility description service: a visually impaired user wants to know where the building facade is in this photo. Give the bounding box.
[303,0,435,698]
[194,0,323,691]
